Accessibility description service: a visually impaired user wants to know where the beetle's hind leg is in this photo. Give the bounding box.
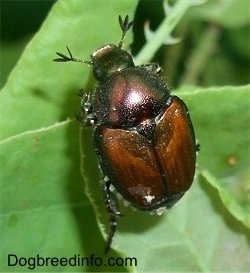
[103,177,122,253]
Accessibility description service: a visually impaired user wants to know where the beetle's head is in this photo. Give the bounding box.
[91,44,135,81]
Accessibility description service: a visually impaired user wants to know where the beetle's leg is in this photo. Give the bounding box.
[140,63,162,75]
[196,142,201,152]
[76,88,85,97]
[75,89,86,122]
[103,178,122,253]
[76,92,97,126]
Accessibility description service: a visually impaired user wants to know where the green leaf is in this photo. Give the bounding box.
[201,169,250,228]
[181,85,250,229]
[180,85,250,229]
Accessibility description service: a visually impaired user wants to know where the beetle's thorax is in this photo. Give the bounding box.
[94,67,170,128]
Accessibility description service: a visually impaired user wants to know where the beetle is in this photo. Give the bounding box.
[54,15,198,253]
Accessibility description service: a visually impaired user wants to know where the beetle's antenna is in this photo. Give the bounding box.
[118,15,133,49]
[53,46,93,65]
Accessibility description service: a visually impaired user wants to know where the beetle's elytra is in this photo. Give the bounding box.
[54,15,198,253]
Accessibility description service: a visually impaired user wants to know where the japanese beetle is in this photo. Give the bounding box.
[54,15,198,253]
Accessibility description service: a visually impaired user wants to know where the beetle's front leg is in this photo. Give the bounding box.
[76,92,97,126]
[139,63,162,74]
[103,177,122,253]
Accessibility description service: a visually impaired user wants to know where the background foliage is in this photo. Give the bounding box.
[0,0,249,272]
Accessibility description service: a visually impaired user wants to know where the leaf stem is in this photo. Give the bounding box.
[134,0,193,64]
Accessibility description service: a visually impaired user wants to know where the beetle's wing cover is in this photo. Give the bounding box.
[154,96,196,194]
[94,96,196,210]
[94,127,166,209]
